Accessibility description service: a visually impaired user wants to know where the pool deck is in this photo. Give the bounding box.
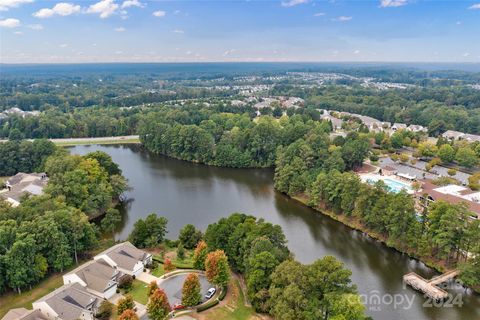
[359,173,414,194]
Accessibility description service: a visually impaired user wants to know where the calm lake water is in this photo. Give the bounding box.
[70,144,480,320]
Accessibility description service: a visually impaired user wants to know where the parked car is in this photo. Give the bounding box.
[173,304,186,310]
[205,287,216,299]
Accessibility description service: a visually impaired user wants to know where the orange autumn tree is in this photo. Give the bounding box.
[147,288,171,320]
[182,273,201,306]
[118,309,138,320]
[163,258,176,273]
[193,240,208,270]
[205,250,230,287]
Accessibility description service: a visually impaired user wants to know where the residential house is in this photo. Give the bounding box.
[93,242,152,276]
[345,114,389,132]
[391,123,407,132]
[32,283,100,320]
[418,182,480,220]
[380,165,397,176]
[321,114,343,131]
[1,173,48,207]
[442,130,465,141]
[407,124,428,133]
[1,309,47,320]
[63,259,122,299]
[463,133,480,143]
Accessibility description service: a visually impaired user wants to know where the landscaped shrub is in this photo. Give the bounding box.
[218,286,227,301]
[196,299,219,312]
[97,300,113,320]
[118,275,133,290]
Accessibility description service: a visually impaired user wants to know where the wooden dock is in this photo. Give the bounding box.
[403,270,459,300]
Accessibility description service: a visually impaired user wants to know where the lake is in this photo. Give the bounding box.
[70,144,480,320]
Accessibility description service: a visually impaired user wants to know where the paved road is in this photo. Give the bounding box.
[161,273,214,306]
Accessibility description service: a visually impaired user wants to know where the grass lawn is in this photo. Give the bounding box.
[197,278,257,320]
[124,280,149,305]
[151,263,165,277]
[0,272,64,318]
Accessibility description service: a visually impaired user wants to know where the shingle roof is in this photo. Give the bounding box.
[34,283,99,320]
[66,259,119,293]
[2,308,47,320]
[96,242,150,271]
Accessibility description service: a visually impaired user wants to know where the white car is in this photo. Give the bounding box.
[205,287,216,299]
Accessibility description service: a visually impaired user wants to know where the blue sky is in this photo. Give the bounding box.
[0,0,479,63]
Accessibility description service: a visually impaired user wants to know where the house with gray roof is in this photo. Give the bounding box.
[463,133,480,143]
[1,309,47,320]
[321,114,343,130]
[1,173,48,207]
[93,242,152,276]
[407,124,428,133]
[391,123,407,132]
[32,283,100,320]
[442,130,465,141]
[63,259,122,299]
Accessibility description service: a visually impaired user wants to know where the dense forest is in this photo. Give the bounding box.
[0,147,128,293]
[139,107,368,169]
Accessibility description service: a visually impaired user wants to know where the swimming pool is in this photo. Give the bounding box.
[366,177,412,193]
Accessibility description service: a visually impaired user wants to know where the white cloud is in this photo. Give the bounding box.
[469,3,480,9]
[33,3,81,18]
[463,52,470,57]
[354,50,360,54]
[114,27,125,32]
[0,18,20,27]
[0,0,33,11]
[27,23,43,30]
[152,10,165,17]
[313,12,325,17]
[456,21,462,25]
[173,10,180,15]
[13,30,22,35]
[121,0,144,9]
[334,16,352,21]
[172,29,184,34]
[223,49,236,56]
[59,43,68,48]
[380,0,408,8]
[87,0,119,18]
[281,0,308,7]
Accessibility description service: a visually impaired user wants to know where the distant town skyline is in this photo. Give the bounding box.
[0,0,479,64]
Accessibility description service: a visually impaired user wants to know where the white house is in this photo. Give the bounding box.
[32,283,100,320]
[93,242,152,277]
[63,259,121,299]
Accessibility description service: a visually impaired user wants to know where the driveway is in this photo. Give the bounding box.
[137,272,160,284]
[160,273,214,306]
